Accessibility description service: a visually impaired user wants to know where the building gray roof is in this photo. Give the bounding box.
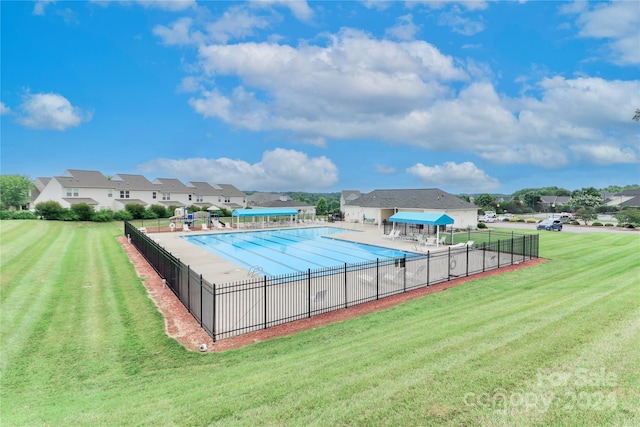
[152,178,192,193]
[56,170,112,188]
[112,174,156,190]
[346,188,478,210]
[342,190,361,201]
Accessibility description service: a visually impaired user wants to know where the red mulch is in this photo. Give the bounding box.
[118,236,546,352]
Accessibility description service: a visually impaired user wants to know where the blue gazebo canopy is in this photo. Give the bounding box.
[389,212,454,226]
[232,208,299,217]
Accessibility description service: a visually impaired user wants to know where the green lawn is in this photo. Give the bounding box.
[1,221,639,426]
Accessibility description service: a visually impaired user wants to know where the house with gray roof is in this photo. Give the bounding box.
[30,169,247,212]
[343,188,479,229]
[341,190,361,212]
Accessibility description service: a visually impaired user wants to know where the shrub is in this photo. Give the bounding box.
[36,201,64,220]
[11,210,37,220]
[71,203,94,221]
[142,209,158,220]
[570,220,580,225]
[525,218,537,223]
[605,223,614,227]
[59,209,78,221]
[592,222,603,226]
[517,218,525,222]
[148,204,167,218]
[509,217,520,222]
[125,203,146,220]
[114,210,134,221]
[477,222,487,229]
[0,210,13,220]
[92,209,114,222]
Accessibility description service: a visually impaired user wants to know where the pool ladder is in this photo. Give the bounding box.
[248,265,264,277]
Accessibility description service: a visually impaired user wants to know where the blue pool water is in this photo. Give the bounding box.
[182,227,412,277]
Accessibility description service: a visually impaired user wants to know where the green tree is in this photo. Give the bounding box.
[35,201,64,220]
[316,197,328,216]
[522,191,542,210]
[70,203,94,221]
[568,193,603,211]
[0,175,34,209]
[633,108,640,121]
[575,207,597,225]
[327,199,340,214]
[474,193,495,208]
[615,208,640,227]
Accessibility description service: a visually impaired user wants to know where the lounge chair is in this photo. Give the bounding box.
[182,223,190,232]
[383,229,400,240]
[201,224,209,231]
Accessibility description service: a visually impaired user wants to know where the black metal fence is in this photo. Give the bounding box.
[124,222,538,341]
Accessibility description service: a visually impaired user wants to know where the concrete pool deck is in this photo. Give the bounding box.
[143,222,451,284]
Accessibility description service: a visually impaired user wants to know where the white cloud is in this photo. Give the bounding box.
[413,1,489,11]
[17,92,92,131]
[153,17,198,46]
[386,14,420,41]
[205,6,271,44]
[169,22,637,170]
[0,102,10,115]
[406,161,500,192]
[137,148,338,191]
[437,8,485,35]
[569,144,638,165]
[132,0,196,12]
[563,1,640,65]
[33,0,55,16]
[249,0,313,22]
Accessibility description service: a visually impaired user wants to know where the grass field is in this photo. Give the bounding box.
[1,220,639,426]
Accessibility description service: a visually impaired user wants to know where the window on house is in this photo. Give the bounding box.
[196,195,203,203]
[107,189,112,198]
[119,190,130,199]
[162,193,171,201]
[188,194,192,201]
[225,197,231,203]
[152,192,156,200]
[66,188,79,197]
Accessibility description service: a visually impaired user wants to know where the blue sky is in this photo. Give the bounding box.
[1,0,639,194]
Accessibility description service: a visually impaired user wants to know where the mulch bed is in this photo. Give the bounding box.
[118,236,546,352]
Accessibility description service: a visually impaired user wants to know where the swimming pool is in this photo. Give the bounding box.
[182,227,413,276]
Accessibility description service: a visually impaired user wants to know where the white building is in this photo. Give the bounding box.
[30,169,247,212]
[342,188,479,230]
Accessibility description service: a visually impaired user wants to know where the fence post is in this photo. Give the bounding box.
[466,245,469,277]
[448,247,451,281]
[497,240,501,268]
[482,243,486,272]
[187,265,191,312]
[199,274,203,327]
[264,275,268,329]
[376,259,380,300]
[511,235,514,265]
[426,251,430,286]
[344,263,348,309]
[212,284,216,342]
[306,269,313,317]
[403,255,407,292]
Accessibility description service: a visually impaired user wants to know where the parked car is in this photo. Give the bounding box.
[537,219,563,231]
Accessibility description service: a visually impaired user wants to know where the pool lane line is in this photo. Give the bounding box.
[195,234,328,275]
[228,232,370,265]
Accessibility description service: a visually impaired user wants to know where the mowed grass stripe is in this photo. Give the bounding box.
[0,221,64,302]
[0,224,75,372]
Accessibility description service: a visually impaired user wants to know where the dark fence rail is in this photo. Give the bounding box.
[124,222,539,341]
